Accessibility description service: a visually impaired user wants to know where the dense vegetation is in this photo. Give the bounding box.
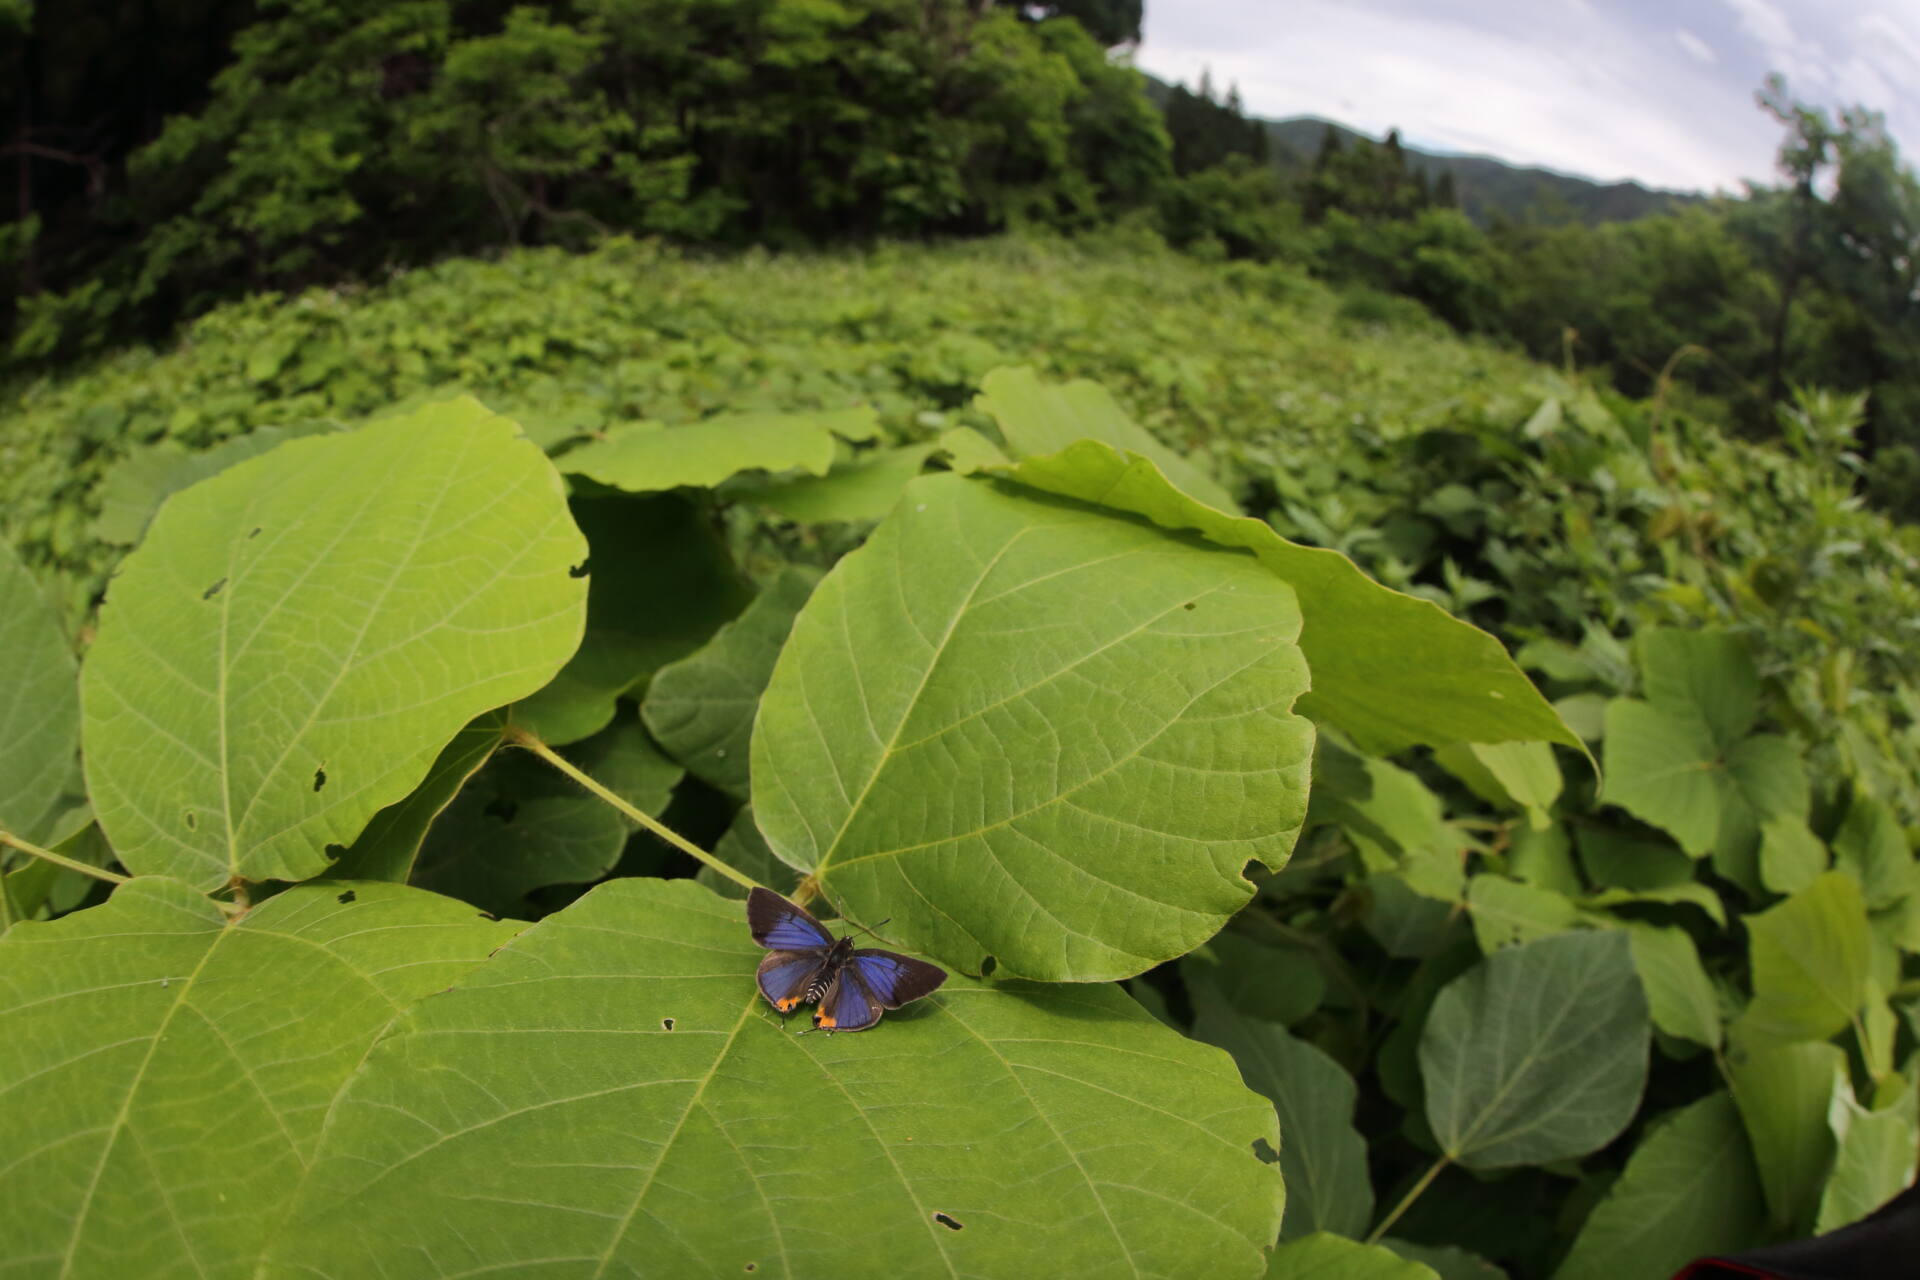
[5,1,1920,1274]
[5,232,1920,1277]
[10,1,1920,513]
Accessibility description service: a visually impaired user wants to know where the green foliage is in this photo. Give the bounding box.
[5,234,1920,1275]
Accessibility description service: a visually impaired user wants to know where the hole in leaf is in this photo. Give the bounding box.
[662,1018,676,1031]
[744,1265,756,1274]
[202,577,227,601]
[569,559,590,579]
[1251,1137,1279,1165]
[932,1212,963,1231]
[313,766,328,792]
[183,810,197,830]
[483,795,518,823]
[324,843,345,863]
[1183,601,1197,611]
[248,526,262,538]
[337,890,357,904]
[978,955,997,978]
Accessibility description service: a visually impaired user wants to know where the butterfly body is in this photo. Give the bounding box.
[747,888,947,1033]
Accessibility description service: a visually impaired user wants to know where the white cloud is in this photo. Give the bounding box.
[1675,28,1719,66]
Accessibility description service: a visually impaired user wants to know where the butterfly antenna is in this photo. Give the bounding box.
[843,916,897,945]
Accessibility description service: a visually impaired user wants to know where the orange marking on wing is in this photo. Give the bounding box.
[815,1013,837,1028]
[777,996,801,1011]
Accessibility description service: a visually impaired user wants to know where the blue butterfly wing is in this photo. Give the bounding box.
[848,949,948,1009]
[746,887,834,951]
[814,967,884,1033]
[757,951,826,1014]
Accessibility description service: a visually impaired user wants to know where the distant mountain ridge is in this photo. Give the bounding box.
[1138,72,1705,225]
[1261,116,1707,226]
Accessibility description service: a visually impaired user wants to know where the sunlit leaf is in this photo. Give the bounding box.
[273,878,1285,1278]
[1554,1092,1763,1280]
[1005,440,1581,757]
[0,538,81,846]
[1815,1076,1919,1234]
[326,711,507,882]
[1759,813,1828,895]
[0,876,518,1275]
[1737,871,1870,1045]
[1833,795,1917,911]
[1728,1041,1844,1233]
[91,421,339,546]
[81,399,588,890]
[976,365,1238,511]
[753,472,1313,981]
[1265,1233,1440,1280]
[1421,930,1649,1169]
[1623,924,1721,1050]
[558,407,881,491]
[736,443,938,522]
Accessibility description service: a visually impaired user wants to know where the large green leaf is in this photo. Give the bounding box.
[644,565,819,797]
[1194,1002,1375,1239]
[1005,441,1580,757]
[1554,1092,1764,1280]
[511,492,753,745]
[1728,1041,1844,1233]
[1465,875,1580,953]
[752,472,1314,981]
[81,399,588,890]
[0,876,518,1276]
[272,877,1285,1278]
[1833,795,1917,911]
[0,538,81,845]
[1737,871,1871,1045]
[976,365,1240,512]
[1265,1234,1441,1280]
[558,407,881,492]
[1624,924,1722,1051]
[91,421,339,546]
[735,443,939,522]
[1181,931,1326,1027]
[1421,930,1650,1169]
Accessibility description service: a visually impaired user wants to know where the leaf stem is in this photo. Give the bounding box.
[509,728,758,892]
[0,829,130,887]
[1365,1153,1450,1244]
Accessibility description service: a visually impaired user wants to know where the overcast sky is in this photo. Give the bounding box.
[1133,0,1920,194]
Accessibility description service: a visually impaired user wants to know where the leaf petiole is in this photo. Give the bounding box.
[0,829,130,887]
[1365,1152,1450,1243]
[508,727,760,892]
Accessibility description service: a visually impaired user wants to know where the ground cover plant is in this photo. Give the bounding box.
[3,238,1919,1277]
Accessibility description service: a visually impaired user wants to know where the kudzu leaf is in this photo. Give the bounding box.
[1265,1234,1441,1280]
[735,443,939,522]
[976,365,1240,512]
[558,407,881,491]
[1833,795,1916,911]
[1575,825,1695,891]
[1465,876,1581,952]
[91,420,339,546]
[1365,873,1463,959]
[1638,629,1759,748]
[0,538,81,846]
[326,711,508,882]
[1815,1076,1919,1234]
[1582,881,1726,927]
[1728,1041,1844,1233]
[0,876,518,1276]
[1624,924,1722,1051]
[1421,930,1649,1169]
[1553,1092,1764,1280]
[512,492,753,745]
[1737,871,1870,1045]
[1759,813,1828,895]
[1005,440,1582,758]
[1193,1002,1374,1239]
[753,472,1313,981]
[81,399,588,890]
[1433,741,1562,828]
[1598,701,1722,854]
[644,566,819,797]
[272,878,1284,1278]
[938,425,1011,474]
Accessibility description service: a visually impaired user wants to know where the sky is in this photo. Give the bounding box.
[1133,0,1920,194]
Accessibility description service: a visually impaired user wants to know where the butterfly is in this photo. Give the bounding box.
[746,887,948,1033]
